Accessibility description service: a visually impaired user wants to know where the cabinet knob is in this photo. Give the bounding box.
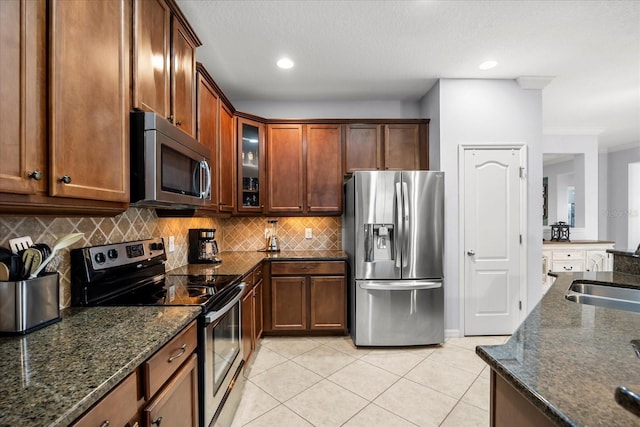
[59,175,71,184]
[175,120,182,126]
[167,115,174,123]
[99,421,110,427]
[298,205,302,209]
[28,170,43,181]
[151,417,163,426]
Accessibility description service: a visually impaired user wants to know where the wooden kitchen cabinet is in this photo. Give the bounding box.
[306,124,343,213]
[344,122,429,173]
[1,0,132,215]
[266,123,343,215]
[196,64,220,212]
[144,353,198,427]
[0,0,47,197]
[49,0,131,203]
[218,102,236,212]
[267,124,304,213]
[71,371,140,427]
[237,116,266,214]
[242,264,264,362]
[133,0,201,137]
[268,261,347,333]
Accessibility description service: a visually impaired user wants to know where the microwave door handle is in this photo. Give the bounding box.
[201,160,211,199]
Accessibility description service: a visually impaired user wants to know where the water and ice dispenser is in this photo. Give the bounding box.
[364,224,395,262]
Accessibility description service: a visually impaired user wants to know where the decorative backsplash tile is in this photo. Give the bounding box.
[0,208,341,308]
[221,216,342,252]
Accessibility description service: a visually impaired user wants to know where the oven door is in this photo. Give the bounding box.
[204,283,245,426]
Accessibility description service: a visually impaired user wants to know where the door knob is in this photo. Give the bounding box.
[467,250,475,256]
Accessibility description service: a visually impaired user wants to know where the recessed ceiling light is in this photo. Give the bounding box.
[479,60,498,70]
[277,57,294,69]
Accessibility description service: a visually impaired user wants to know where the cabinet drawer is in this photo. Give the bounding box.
[72,371,138,427]
[144,321,197,399]
[552,250,584,261]
[271,261,345,276]
[552,261,585,273]
[243,270,255,286]
[254,263,264,282]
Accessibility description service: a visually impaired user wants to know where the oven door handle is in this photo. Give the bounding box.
[204,283,245,325]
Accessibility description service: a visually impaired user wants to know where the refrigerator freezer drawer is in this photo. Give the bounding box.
[354,279,444,346]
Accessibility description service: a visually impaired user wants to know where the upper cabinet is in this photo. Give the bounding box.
[218,102,236,212]
[196,65,220,212]
[344,122,429,173]
[50,0,131,203]
[267,123,343,215]
[237,116,266,214]
[133,0,201,137]
[0,0,47,196]
[0,0,130,214]
[305,124,343,213]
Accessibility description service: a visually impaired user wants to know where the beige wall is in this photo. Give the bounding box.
[0,208,341,308]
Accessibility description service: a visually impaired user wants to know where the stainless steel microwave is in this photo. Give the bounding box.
[130,111,211,208]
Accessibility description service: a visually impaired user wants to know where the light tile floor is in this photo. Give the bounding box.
[230,335,509,427]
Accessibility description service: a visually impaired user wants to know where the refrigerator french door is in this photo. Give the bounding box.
[343,171,444,346]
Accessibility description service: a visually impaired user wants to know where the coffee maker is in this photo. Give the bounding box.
[188,229,221,264]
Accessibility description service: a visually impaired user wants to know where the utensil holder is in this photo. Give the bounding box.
[0,273,61,334]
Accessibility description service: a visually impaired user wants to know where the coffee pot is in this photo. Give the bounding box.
[265,220,281,252]
[188,229,221,264]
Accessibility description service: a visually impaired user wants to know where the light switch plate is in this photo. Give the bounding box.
[168,236,175,252]
[305,228,313,239]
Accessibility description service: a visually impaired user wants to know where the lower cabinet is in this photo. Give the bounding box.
[242,264,264,362]
[543,242,614,274]
[268,261,346,333]
[490,369,555,427]
[143,353,198,427]
[72,320,198,427]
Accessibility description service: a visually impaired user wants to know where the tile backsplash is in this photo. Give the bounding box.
[0,208,341,308]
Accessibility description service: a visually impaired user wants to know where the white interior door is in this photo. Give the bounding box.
[463,148,524,335]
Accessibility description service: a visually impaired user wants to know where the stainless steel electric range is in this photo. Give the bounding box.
[71,238,245,427]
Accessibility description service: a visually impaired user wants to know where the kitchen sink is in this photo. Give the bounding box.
[565,281,640,314]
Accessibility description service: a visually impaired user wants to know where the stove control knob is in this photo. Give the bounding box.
[94,252,106,264]
[150,242,164,251]
[107,249,118,259]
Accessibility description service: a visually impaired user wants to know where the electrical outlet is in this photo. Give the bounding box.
[168,236,175,252]
[305,228,313,239]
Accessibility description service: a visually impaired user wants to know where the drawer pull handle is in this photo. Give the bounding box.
[168,344,187,363]
[100,421,110,427]
[28,170,42,180]
[151,416,163,426]
[563,266,573,271]
[59,175,71,184]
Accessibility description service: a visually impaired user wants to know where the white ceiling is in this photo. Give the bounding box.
[176,0,640,150]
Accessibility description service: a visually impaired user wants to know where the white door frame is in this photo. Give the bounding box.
[458,144,528,336]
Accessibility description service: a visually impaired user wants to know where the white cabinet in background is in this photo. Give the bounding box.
[543,242,614,274]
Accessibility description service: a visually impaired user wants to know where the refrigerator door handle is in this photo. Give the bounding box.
[395,181,402,267]
[402,181,409,267]
[359,281,442,291]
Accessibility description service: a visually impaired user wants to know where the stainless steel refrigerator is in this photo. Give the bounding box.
[343,171,444,346]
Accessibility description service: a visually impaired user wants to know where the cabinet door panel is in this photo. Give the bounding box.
[133,0,170,117]
[384,124,420,170]
[306,124,342,213]
[310,276,346,330]
[344,124,381,172]
[144,353,198,427]
[0,0,47,195]
[237,117,265,213]
[72,371,139,427]
[271,276,307,330]
[197,72,219,211]
[218,103,236,211]
[254,280,263,340]
[242,290,254,362]
[267,124,303,213]
[50,0,130,202]
[171,15,196,137]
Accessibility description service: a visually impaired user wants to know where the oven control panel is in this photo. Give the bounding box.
[87,238,166,270]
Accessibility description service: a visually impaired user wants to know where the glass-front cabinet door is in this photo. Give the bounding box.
[237,117,265,213]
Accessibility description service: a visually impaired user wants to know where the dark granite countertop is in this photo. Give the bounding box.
[0,306,201,427]
[607,248,640,258]
[167,250,347,277]
[476,271,640,426]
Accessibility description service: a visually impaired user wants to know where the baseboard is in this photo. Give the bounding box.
[445,329,461,339]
